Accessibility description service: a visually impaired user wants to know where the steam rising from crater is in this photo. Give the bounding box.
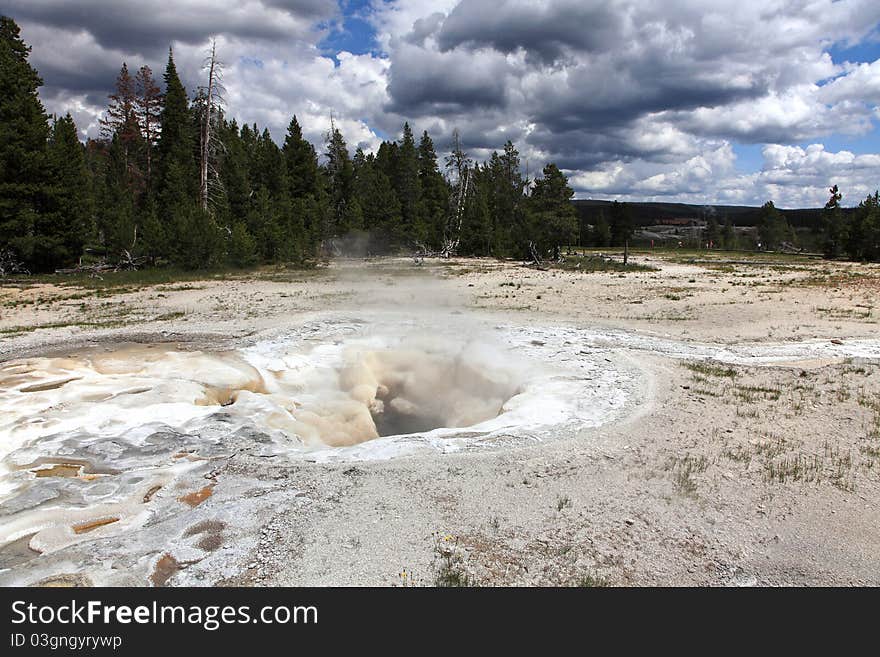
[0,334,529,459]
[282,339,524,446]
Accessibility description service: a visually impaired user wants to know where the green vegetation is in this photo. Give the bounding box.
[683,361,738,378]
[555,253,655,272]
[1,17,592,277]
[432,534,475,587]
[573,573,610,587]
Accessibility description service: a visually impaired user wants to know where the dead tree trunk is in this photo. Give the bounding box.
[199,41,218,212]
[443,167,469,257]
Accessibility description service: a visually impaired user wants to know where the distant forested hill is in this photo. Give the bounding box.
[572,199,851,229]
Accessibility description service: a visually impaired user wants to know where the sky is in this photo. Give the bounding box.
[6,0,880,207]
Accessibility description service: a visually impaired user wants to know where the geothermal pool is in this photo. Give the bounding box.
[0,314,641,583]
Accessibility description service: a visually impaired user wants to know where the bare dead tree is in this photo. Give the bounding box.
[55,248,147,276]
[442,129,472,257]
[198,39,226,212]
[0,249,29,277]
[443,167,469,257]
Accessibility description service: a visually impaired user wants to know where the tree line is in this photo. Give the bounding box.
[739,192,878,257]
[577,192,879,258]
[0,17,577,274]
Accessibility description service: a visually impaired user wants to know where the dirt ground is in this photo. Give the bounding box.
[1,251,879,586]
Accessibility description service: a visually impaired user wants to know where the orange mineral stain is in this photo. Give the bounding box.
[150,553,180,587]
[72,517,120,534]
[33,463,82,478]
[143,485,162,503]
[178,484,214,507]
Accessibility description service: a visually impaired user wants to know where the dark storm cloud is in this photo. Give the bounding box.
[3,0,337,52]
[436,0,623,63]
[385,43,510,115]
[527,126,683,171]
[6,0,341,139]
[405,12,446,47]
[263,0,339,18]
[383,0,773,148]
[531,65,769,134]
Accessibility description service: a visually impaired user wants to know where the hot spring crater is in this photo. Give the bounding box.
[0,314,642,575]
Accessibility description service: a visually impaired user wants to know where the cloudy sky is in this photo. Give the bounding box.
[7,0,880,207]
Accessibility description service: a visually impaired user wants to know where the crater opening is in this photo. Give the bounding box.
[334,344,523,441]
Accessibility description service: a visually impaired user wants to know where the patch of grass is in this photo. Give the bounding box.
[31,269,215,290]
[734,385,782,402]
[755,436,790,459]
[573,572,609,587]
[432,534,475,587]
[668,453,709,497]
[0,319,131,335]
[690,387,721,397]
[764,454,823,484]
[684,361,737,378]
[556,495,572,511]
[815,306,872,320]
[554,254,655,273]
[722,444,752,465]
[153,311,187,322]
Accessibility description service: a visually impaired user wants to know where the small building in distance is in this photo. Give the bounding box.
[656,217,706,227]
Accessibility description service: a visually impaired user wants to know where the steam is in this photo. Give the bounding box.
[0,335,528,457]
[280,338,524,446]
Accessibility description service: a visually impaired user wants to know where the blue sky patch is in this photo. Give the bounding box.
[319,0,380,62]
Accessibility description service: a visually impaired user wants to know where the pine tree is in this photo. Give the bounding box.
[487,141,525,256]
[155,48,204,265]
[282,116,324,254]
[417,131,448,250]
[42,114,93,268]
[721,218,735,249]
[99,133,137,256]
[355,151,401,252]
[594,210,611,247]
[283,116,319,198]
[395,122,423,245]
[0,16,51,270]
[217,118,249,225]
[138,196,165,263]
[528,163,577,259]
[101,63,142,184]
[324,126,359,236]
[609,200,633,246]
[757,200,789,251]
[135,65,162,188]
[228,219,257,267]
[822,185,846,258]
[459,164,492,255]
[157,49,194,173]
[857,192,880,261]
